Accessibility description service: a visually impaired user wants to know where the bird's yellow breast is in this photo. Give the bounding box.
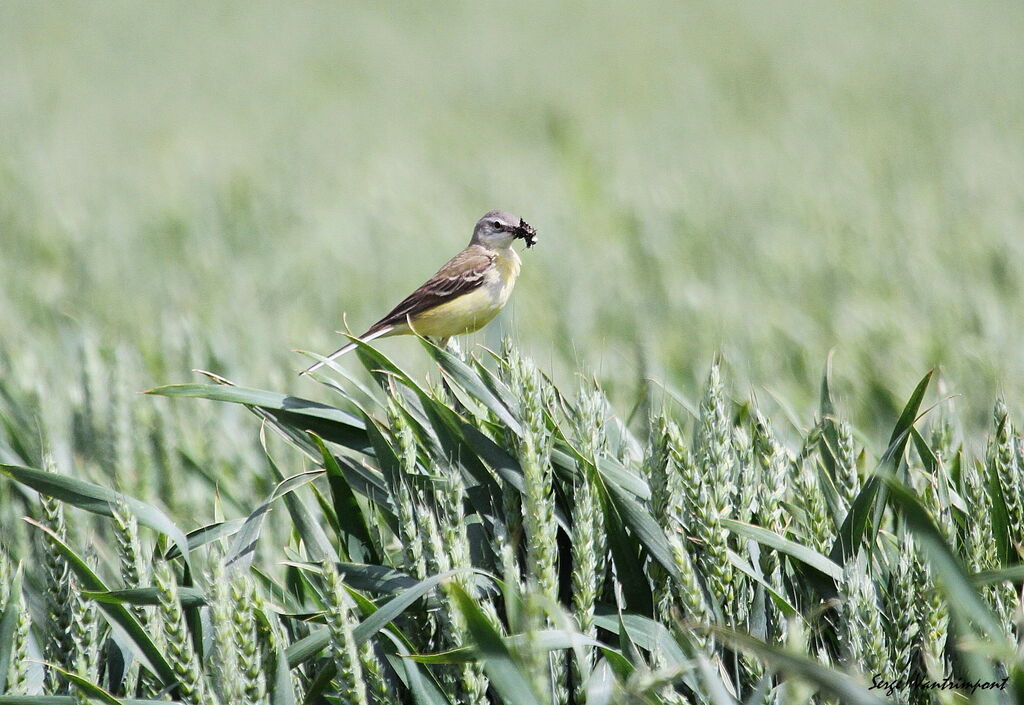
[408,248,521,338]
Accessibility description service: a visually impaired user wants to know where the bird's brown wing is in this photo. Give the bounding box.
[365,246,496,335]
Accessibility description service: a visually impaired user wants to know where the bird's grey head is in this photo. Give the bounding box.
[471,210,537,250]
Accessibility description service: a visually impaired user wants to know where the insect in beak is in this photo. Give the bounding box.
[515,219,538,248]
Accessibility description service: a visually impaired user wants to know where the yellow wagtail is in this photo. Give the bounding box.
[302,210,537,374]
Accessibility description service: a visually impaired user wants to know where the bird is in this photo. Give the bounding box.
[301,210,537,374]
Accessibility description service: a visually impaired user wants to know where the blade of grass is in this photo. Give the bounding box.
[710,627,890,705]
[44,663,126,705]
[147,382,372,454]
[284,561,419,594]
[449,583,544,705]
[1,464,192,570]
[164,519,245,560]
[723,519,842,581]
[828,370,932,567]
[422,338,522,435]
[309,433,378,563]
[885,478,1010,648]
[0,565,23,692]
[382,631,453,705]
[226,469,324,572]
[23,518,177,687]
[83,586,207,607]
[262,430,336,564]
[285,569,470,667]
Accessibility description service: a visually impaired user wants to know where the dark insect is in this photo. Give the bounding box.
[517,218,538,248]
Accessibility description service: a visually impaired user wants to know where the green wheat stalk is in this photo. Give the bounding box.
[39,493,75,693]
[570,387,609,702]
[841,553,890,683]
[793,456,832,556]
[208,554,244,705]
[692,362,736,618]
[322,560,369,705]
[153,560,211,705]
[5,563,32,695]
[231,575,267,704]
[835,419,860,513]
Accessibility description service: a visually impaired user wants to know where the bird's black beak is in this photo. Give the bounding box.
[514,218,538,248]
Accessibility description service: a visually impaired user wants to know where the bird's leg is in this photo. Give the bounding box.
[436,337,462,359]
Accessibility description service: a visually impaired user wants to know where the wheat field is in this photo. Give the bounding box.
[1,1,1023,703]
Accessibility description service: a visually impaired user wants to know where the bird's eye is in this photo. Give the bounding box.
[491,220,502,229]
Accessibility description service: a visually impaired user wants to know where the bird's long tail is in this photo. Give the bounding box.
[300,326,394,375]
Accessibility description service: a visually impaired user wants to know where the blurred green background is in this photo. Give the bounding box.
[2,0,1023,436]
